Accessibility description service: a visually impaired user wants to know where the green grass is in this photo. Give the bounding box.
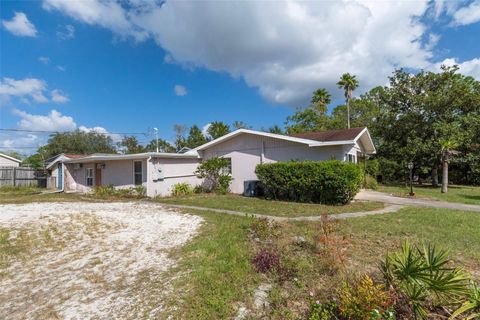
[167,206,480,318]
[156,194,384,217]
[378,184,480,205]
[165,210,260,319]
[0,185,42,195]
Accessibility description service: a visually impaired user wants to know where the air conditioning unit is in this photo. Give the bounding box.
[73,163,83,170]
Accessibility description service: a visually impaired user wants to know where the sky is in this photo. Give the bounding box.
[1,0,479,154]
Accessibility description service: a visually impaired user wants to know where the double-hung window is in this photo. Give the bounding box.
[86,168,94,186]
[346,154,356,163]
[223,157,232,174]
[134,161,143,185]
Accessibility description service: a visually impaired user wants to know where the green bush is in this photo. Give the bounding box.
[365,174,378,190]
[195,157,233,194]
[93,184,145,198]
[378,158,406,184]
[171,183,193,196]
[193,185,205,194]
[255,160,363,205]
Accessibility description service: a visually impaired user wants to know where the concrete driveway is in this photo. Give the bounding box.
[355,190,480,212]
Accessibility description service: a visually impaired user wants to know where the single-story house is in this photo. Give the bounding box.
[57,127,375,197]
[46,154,88,189]
[0,153,22,167]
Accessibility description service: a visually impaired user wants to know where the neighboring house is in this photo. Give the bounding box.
[0,153,22,167]
[46,154,87,190]
[58,127,376,197]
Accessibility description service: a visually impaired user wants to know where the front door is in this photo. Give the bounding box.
[95,164,102,186]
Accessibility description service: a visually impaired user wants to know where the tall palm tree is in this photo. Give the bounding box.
[337,73,359,129]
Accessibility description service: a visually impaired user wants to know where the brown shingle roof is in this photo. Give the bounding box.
[289,127,365,142]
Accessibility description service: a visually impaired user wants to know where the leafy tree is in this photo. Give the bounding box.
[186,125,208,149]
[144,139,176,153]
[337,73,359,129]
[207,121,230,139]
[285,88,332,134]
[267,125,283,134]
[43,130,116,158]
[232,121,251,130]
[118,136,145,154]
[2,151,24,160]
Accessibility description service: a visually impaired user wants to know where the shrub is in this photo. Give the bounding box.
[195,157,233,194]
[309,301,339,320]
[171,183,193,196]
[317,215,350,273]
[193,185,205,194]
[255,160,363,204]
[380,240,470,319]
[365,174,378,190]
[252,248,281,273]
[249,216,280,240]
[449,281,480,320]
[93,184,145,198]
[377,158,406,184]
[337,275,395,320]
[93,184,116,197]
[366,158,380,177]
[134,185,146,197]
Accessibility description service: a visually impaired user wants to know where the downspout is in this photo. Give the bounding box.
[147,156,152,197]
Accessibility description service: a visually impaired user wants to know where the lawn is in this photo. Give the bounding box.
[378,184,480,205]
[156,194,384,217]
[167,206,480,319]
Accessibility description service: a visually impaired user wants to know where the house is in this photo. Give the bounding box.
[46,154,88,189]
[0,153,22,167]
[59,127,375,197]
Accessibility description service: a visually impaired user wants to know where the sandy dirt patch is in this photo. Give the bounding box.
[0,201,203,319]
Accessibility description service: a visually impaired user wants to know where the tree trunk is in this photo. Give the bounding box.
[346,98,350,129]
[441,152,448,193]
[432,166,439,187]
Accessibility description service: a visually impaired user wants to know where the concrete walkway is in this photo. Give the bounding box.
[355,190,480,212]
[159,203,404,222]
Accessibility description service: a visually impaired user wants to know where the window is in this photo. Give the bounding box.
[347,154,356,163]
[134,161,143,185]
[86,168,94,186]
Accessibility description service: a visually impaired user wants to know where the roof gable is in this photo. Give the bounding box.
[289,127,366,142]
[0,153,22,163]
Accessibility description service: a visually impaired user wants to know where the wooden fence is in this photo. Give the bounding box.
[0,167,47,187]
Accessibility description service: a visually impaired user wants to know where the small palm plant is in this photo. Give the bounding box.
[449,281,480,320]
[380,240,469,319]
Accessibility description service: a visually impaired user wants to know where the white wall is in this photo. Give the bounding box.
[0,156,20,167]
[147,157,201,197]
[201,133,363,194]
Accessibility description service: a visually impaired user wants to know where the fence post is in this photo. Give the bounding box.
[12,167,16,186]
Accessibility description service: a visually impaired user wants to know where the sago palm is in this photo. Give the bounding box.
[337,73,359,129]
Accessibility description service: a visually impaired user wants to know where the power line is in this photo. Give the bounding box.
[0,128,147,135]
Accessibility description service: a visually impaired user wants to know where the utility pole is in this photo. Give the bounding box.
[153,128,159,153]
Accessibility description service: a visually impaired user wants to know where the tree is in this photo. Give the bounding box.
[267,125,283,134]
[232,121,251,130]
[195,157,233,194]
[186,125,208,149]
[173,124,187,151]
[207,121,231,139]
[285,88,332,134]
[43,130,116,158]
[2,151,24,161]
[144,139,176,153]
[337,73,359,129]
[118,136,144,154]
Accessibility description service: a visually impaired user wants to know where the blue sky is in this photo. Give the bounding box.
[1,0,479,153]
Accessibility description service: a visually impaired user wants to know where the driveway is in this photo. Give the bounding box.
[355,190,480,212]
[0,202,202,320]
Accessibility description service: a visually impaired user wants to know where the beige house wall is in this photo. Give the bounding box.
[0,156,20,167]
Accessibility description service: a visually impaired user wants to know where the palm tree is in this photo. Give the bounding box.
[440,139,458,193]
[337,73,359,129]
[311,88,331,111]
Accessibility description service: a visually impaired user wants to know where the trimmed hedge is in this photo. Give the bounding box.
[255,160,363,205]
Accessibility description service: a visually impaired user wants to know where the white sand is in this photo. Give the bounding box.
[0,202,203,319]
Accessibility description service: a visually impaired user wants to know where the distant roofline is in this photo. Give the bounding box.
[0,152,22,163]
[63,152,199,163]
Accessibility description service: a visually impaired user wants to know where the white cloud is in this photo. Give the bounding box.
[51,89,70,103]
[1,133,39,150]
[2,12,37,37]
[451,0,480,26]
[434,58,480,79]
[43,0,147,41]
[56,65,66,72]
[57,24,75,39]
[39,56,51,64]
[0,77,48,103]
[0,77,70,104]
[79,125,122,142]
[13,109,77,131]
[201,123,211,138]
[42,1,479,105]
[174,84,187,96]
